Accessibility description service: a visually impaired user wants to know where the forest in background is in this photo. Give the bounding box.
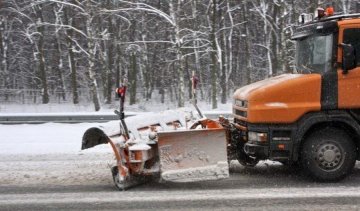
[0,0,359,111]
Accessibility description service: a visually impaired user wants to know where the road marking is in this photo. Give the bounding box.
[1,187,360,205]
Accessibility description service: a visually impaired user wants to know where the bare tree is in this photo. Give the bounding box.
[63,2,79,104]
[169,0,185,107]
[84,1,101,111]
[209,0,218,109]
[52,4,66,100]
[33,3,50,104]
[0,15,9,94]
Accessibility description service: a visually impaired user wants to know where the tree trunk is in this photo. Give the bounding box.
[242,1,252,85]
[176,47,185,108]
[0,16,9,100]
[64,6,79,104]
[210,0,218,109]
[141,14,152,101]
[191,0,204,100]
[34,6,49,104]
[257,0,273,77]
[105,12,114,104]
[159,30,170,104]
[271,2,280,76]
[128,19,138,105]
[219,5,227,104]
[53,6,66,101]
[86,9,100,111]
[170,0,185,107]
[185,56,192,100]
[148,51,157,100]
[129,53,137,105]
[115,43,122,89]
[226,0,234,93]
[54,34,66,101]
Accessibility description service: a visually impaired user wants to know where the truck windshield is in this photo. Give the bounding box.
[295,34,333,74]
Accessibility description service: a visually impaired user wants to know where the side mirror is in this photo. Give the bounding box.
[340,43,356,74]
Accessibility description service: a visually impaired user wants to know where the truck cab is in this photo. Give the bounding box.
[233,10,360,181]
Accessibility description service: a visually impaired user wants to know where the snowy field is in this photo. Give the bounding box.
[0,122,108,155]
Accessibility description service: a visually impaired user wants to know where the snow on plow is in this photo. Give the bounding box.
[82,110,229,190]
[158,123,228,182]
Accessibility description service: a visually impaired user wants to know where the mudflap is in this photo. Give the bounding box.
[81,127,110,150]
[157,128,229,183]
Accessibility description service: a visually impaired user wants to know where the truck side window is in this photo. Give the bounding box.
[343,28,360,67]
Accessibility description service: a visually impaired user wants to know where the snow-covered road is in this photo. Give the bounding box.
[2,186,360,210]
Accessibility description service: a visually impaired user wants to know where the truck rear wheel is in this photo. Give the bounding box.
[300,128,356,181]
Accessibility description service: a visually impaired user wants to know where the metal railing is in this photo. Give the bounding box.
[0,112,232,124]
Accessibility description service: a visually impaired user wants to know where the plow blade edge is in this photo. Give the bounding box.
[157,128,229,183]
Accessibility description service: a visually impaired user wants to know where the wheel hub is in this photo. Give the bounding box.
[316,143,343,170]
[323,150,336,162]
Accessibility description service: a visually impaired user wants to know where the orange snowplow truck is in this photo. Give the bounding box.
[233,10,360,181]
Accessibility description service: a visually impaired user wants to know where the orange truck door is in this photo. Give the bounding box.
[337,25,360,109]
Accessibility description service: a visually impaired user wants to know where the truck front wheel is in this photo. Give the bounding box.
[300,128,356,181]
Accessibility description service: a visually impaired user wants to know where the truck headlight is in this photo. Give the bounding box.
[234,99,248,108]
[248,132,268,143]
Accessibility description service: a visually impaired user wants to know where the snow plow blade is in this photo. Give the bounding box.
[81,127,110,150]
[157,128,229,182]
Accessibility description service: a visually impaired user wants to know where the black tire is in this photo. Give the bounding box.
[111,166,126,191]
[300,127,357,181]
[111,166,150,190]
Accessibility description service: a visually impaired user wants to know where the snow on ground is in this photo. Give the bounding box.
[0,122,109,155]
[0,122,116,186]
